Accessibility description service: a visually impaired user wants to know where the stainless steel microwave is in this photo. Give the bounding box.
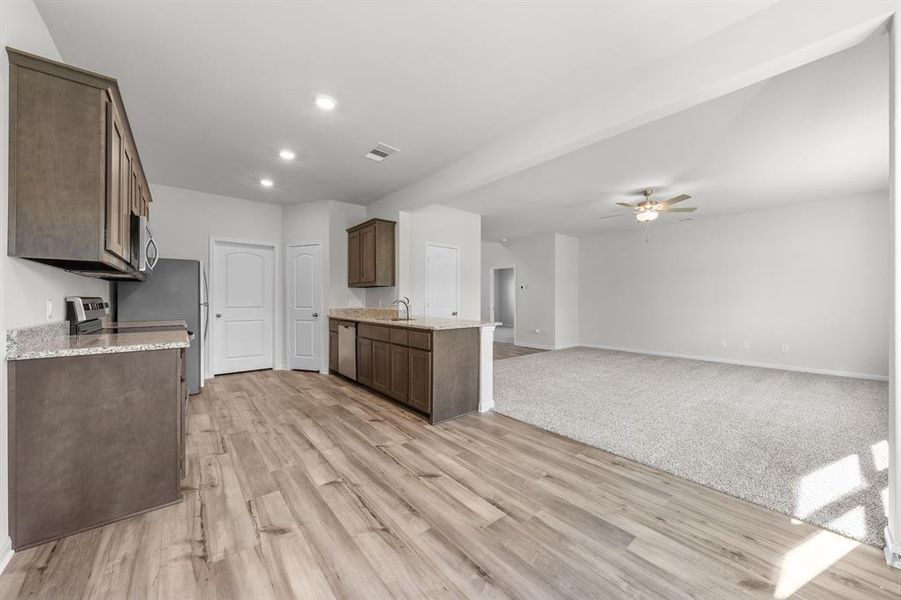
[132,215,159,272]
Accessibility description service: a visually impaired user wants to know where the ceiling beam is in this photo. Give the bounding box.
[368,0,895,218]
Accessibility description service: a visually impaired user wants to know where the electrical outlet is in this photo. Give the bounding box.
[46,299,53,321]
[782,344,790,353]
[742,341,750,349]
[720,338,727,348]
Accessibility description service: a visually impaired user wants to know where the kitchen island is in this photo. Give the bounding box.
[6,320,190,550]
[329,308,497,423]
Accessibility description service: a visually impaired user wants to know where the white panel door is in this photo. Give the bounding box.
[287,243,322,371]
[425,244,459,319]
[212,240,275,374]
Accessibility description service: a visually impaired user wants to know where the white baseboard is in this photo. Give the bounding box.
[886,527,901,569]
[514,341,556,350]
[0,537,12,575]
[580,343,888,382]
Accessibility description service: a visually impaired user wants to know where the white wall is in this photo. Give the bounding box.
[282,200,366,371]
[579,193,890,379]
[150,184,284,370]
[482,234,580,349]
[327,201,368,309]
[401,205,481,320]
[554,234,580,349]
[0,0,111,560]
[482,236,557,348]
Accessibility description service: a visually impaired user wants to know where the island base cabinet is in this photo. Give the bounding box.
[388,344,409,403]
[8,349,182,550]
[371,340,390,395]
[408,348,432,413]
[328,330,338,372]
[351,322,480,423]
[357,337,372,386]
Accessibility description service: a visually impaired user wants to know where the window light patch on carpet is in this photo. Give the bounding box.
[796,454,863,518]
[872,439,888,471]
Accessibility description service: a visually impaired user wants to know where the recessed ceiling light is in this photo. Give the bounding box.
[501,238,508,243]
[279,149,296,160]
[314,94,337,111]
[260,178,274,188]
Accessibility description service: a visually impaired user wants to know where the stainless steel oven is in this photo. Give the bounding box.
[132,215,159,273]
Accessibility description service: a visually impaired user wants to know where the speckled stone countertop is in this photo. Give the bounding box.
[329,308,497,331]
[6,320,190,361]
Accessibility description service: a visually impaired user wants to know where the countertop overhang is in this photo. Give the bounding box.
[6,320,190,361]
[329,308,497,331]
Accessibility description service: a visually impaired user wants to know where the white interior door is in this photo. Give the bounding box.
[212,240,275,374]
[287,243,323,372]
[425,244,459,318]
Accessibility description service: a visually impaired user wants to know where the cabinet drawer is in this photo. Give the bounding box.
[408,330,432,351]
[389,327,408,346]
[359,323,390,342]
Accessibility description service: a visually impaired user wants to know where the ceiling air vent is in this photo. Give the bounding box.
[364,143,399,162]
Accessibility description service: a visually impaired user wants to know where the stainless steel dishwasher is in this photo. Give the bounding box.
[337,321,357,380]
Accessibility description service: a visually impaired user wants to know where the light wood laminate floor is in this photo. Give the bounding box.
[0,369,898,599]
[494,342,547,361]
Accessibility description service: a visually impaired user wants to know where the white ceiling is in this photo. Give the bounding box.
[446,33,888,241]
[35,1,770,205]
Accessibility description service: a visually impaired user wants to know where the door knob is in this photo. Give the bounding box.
[312,312,319,317]
[215,313,222,318]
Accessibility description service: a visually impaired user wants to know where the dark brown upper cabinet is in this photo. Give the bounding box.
[347,219,395,287]
[7,48,152,280]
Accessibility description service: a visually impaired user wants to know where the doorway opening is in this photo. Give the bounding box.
[491,266,516,344]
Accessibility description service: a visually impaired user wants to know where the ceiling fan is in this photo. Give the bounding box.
[600,189,697,222]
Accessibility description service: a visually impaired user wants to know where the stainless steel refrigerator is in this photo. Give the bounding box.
[115,258,208,394]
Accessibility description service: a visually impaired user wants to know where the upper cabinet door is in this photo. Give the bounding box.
[347,230,361,285]
[119,137,133,263]
[360,225,376,283]
[105,101,127,261]
[347,219,396,288]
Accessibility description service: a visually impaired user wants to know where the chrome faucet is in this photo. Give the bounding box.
[392,296,411,321]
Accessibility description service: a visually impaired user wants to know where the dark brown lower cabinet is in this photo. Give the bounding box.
[388,344,409,402]
[346,321,479,424]
[357,337,372,386]
[371,340,390,395]
[179,348,187,480]
[408,348,432,413]
[8,348,183,550]
[328,330,338,372]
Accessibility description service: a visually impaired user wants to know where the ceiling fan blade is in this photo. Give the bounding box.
[662,207,697,212]
[616,202,637,208]
[598,213,631,220]
[657,194,691,207]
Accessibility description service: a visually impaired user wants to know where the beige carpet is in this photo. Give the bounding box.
[493,347,889,546]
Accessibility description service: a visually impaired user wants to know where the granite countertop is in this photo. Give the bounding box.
[6,320,191,361]
[329,308,497,331]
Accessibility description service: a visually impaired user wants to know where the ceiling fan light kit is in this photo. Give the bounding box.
[602,188,698,224]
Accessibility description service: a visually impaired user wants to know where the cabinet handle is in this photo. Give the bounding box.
[312,312,319,317]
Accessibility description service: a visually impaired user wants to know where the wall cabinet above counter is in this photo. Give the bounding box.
[347,218,395,287]
[7,48,152,280]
